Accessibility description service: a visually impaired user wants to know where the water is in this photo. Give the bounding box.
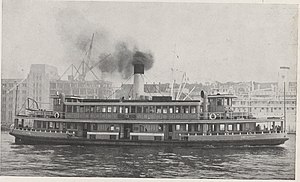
[0,131,295,179]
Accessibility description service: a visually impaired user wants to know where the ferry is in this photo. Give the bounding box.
[9,63,289,146]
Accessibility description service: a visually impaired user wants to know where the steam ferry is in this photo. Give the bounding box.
[9,63,289,146]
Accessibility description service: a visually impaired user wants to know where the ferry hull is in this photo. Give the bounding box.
[9,132,289,147]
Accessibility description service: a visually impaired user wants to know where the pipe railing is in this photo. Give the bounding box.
[178,130,284,137]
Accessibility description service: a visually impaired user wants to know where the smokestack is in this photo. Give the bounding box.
[133,63,145,99]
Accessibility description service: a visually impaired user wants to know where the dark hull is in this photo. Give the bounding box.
[10,132,289,147]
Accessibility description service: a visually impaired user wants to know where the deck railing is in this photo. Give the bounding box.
[178,130,283,137]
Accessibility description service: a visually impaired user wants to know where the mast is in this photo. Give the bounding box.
[15,83,19,116]
[170,44,177,100]
[283,82,286,132]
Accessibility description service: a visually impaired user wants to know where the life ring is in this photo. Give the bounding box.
[209,113,217,120]
[54,112,60,118]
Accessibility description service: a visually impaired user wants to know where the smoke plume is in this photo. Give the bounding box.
[98,42,154,79]
[55,8,154,79]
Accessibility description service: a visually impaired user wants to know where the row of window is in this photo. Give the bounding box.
[35,121,75,130]
[233,101,296,105]
[50,82,111,89]
[233,107,295,111]
[173,123,238,132]
[51,89,112,97]
[65,105,198,114]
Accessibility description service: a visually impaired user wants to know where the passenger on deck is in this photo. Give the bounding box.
[277,125,282,131]
[256,124,260,131]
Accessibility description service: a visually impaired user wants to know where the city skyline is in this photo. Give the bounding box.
[2,1,298,85]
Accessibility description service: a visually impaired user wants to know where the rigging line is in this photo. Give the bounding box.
[144,72,165,85]
[17,98,28,115]
[106,74,134,99]
[142,74,164,96]
[128,83,134,98]
[83,61,100,81]
[58,64,72,80]
[144,82,153,97]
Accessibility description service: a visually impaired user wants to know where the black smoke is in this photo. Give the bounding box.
[55,8,154,79]
[97,42,154,79]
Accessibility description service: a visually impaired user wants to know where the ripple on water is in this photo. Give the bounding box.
[1,132,296,179]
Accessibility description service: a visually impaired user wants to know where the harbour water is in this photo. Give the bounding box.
[0,131,295,179]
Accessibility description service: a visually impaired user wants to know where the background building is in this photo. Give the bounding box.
[26,64,60,110]
[1,63,113,129]
[1,79,27,128]
[50,79,113,99]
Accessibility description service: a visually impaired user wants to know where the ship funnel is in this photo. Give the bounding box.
[133,63,145,99]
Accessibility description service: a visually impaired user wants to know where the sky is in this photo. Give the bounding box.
[2,0,298,85]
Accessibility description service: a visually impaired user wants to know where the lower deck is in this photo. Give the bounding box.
[10,128,288,146]
[12,117,286,144]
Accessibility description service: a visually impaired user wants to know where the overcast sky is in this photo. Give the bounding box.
[2,1,298,85]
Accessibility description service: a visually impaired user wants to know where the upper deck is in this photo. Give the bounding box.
[20,93,253,121]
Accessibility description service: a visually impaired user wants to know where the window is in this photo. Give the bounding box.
[212,124,216,131]
[236,124,240,131]
[85,106,90,113]
[42,122,47,128]
[92,124,97,131]
[125,106,129,113]
[119,106,124,113]
[73,106,78,113]
[67,106,72,112]
[137,106,142,113]
[176,124,180,131]
[182,106,188,113]
[37,121,41,128]
[102,106,107,113]
[110,125,115,131]
[217,98,222,106]
[132,136,138,141]
[130,106,136,113]
[190,106,196,113]
[110,135,117,140]
[90,135,96,139]
[224,98,228,105]
[80,106,84,113]
[175,106,180,113]
[67,123,71,129]
[107,106,112,113]
[143,106,149,113]
[156,106,161,113]
[96,106,101,112]
[113,106,118,113]
[140,125,144,132]
[149,106,155,113]
[49,122,54,129]
[169,106,174,113]
[162,106,168,114]
[188,124,192,131]
[158,124,163,131]
[228,124,233,131]
[55,122,60,129]
[169,125,173,132]
[154,136,162,141]
[90,106,95,112]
